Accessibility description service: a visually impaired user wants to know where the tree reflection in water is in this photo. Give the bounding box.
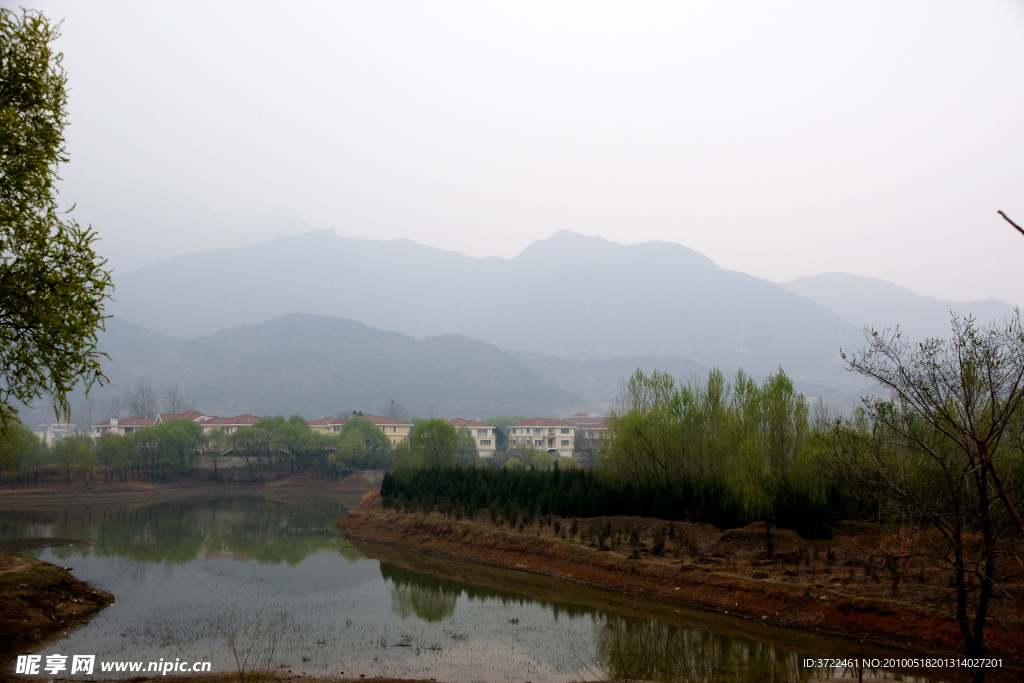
[0,498,355,565]
[596,613,815,683]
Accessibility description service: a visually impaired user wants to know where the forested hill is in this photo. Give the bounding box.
[108,230,860,383]
[83,315,584,419]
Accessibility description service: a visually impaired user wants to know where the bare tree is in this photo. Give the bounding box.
[158,382,196,414]
[829,314,1024,675]
[382,398,408,421]
[122,379,157,419]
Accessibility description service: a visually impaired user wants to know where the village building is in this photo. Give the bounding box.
[154,411,208,425]
[308,414,414,446]
[507,418,575,457]
[34,421,79,446]
[358,415,413,447]
[199,414,261,435]
[308,416,345,434]
[93,416,156,437]
[445,418,498,457]
[566,412,610,464]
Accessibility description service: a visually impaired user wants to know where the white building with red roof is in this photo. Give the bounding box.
[200,414,262,435]
[356,415,413,447]
[93,416,156,437]
[507,417,575,457]
[445,418,497,457]
[308,414,413,446]
[154,411,208,425]
[308,416,345,434]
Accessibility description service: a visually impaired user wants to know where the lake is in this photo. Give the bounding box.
[1,495,959,682]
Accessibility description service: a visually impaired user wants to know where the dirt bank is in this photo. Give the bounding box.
[337,494,1024,663]
[0,543,114,665]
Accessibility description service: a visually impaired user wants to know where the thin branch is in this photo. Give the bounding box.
[999,211,1024,237]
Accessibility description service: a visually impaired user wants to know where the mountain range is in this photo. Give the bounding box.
[108,230,859,384]
[71,315,584,420]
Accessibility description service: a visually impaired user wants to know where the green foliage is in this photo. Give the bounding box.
[0,9,114,429]
[485,415,526,452]
[454,427,478,466]
[383,368,840,537]
[0,421,42,482]
[603,368,831,537]
[412,419,457,469]
[331,416,392,471]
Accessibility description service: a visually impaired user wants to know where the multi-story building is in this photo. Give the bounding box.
[93,416,156,437]
[359,415,413,447]
[507,418,575,457]
[308,416,345,434]
[308,415,413,447]
[199,414,262,436]
[567,412,610,465]
[154,411,208,425]
[445,418,497,457]
[35,421,79,446]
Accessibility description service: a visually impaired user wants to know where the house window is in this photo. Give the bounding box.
[392,439,396,445]
[533,428,541,435]
[333,426,340,433]
[561,440,570,446]
[534,440,542,446]
[477,429,488,436]
[481,439,491,446]
[560,428,570,434]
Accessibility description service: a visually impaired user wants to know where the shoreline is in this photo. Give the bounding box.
[0,545,114,667]
[337,493,1024,665]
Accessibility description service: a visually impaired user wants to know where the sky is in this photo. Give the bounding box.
[22,0,1024,305]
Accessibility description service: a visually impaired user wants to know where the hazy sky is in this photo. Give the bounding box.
[25,0,1024,304]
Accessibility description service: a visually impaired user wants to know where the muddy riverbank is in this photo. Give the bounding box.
[0,541,114,665]
[337,493,1024,664]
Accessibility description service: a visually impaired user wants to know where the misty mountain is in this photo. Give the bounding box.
[110,230,864,383]
[65,181,314,273]
[79,315,584,419]
[510,352,709,407]
[778,273,1018,346]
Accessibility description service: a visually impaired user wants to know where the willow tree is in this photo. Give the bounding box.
[0,9,113,429]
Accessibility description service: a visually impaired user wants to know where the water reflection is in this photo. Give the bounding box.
[0,498,351,565]
[596,614,811,683]
[0,499,970,682]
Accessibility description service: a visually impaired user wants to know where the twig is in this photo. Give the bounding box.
[998,211,1024,237]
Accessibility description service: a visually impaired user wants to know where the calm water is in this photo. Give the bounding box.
[0,496,963,682]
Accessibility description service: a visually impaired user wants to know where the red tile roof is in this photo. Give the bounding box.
[567,414,608,428]
[94,416,155,427]
[349,414,413,427]
[155,411,207,424]
[510,418,573,428]
[308,416,345,426]
[446,418,494,429]
[201,414,262,426]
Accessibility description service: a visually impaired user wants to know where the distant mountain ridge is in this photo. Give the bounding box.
[109,230,862,383]
[81,315,584,419]
[778,273,1018,345]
